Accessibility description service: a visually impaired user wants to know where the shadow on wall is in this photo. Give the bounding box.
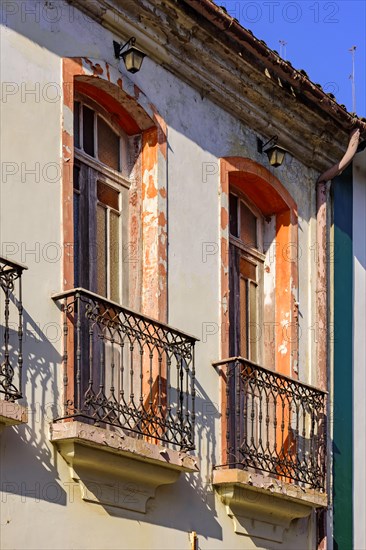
[1,306,222,539]
[1,306,67,506]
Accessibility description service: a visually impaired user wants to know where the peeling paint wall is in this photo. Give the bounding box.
[263,215,276,370]
[0,2,326,549]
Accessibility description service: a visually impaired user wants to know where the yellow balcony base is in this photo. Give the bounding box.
[213,469,327,543]
[0,400,27,430]
[50,421,199,513]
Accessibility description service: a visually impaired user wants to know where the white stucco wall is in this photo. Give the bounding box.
[0,3,324,549]
[353,149,366,550]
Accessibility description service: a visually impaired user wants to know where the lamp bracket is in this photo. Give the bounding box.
[257,135,278,154]
[113,37,136,59]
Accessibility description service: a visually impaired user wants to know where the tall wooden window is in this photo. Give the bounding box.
[73,97,129,303]
[229,191,264,363]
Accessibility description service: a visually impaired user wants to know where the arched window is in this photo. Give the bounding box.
[73,95,130,303]
[229,191,265,363]
[221,158,298,377]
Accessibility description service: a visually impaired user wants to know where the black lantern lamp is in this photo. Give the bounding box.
[113,37,146,74]
[257,135,287,167]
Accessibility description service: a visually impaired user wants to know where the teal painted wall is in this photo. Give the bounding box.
[332,165,353,550]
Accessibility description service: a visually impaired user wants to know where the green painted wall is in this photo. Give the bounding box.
[332,165,353,550]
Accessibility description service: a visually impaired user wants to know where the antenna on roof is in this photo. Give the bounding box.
[279,40,287,59]
[349,45,356,112]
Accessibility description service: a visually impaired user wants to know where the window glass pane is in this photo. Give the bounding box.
[97,204,107,297]
[240,257,256,281]
[73,164,80,191]
[240,276,248,359]
[249,282,258,362]
[110,211,120,302]
[74,102,80,149]
[97,181,119,210]
[83,105,95,157]
[240,202,257,248]
[97,116,120,171]
[229,194,238,237]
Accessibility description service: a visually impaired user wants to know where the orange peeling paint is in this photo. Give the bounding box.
[141,183,147,201]
[158,212,167,227]
[146,176,158,199]
[105,62,111,81]
[150,105,168,159]
[221,207,228,230]
[221,236,229,268]
[275,210,293,376]
[158,239,167,261]
[63,58,83,107]
[62,128,73,144]
[130,190,138,207]
[142,126,168,322]
[84,58,104,76]
[142,128,158,163]
[134,84,141,99]
[316,182,328,391]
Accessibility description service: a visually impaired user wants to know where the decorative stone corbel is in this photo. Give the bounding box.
[50,421,199,513]
[213,469,327,543]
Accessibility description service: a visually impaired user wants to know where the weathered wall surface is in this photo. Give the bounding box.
[0,2,324,549]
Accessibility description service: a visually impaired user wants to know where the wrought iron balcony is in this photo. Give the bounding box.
[213,357,327,490]
[0,256,27,401]
[52,288,197,450]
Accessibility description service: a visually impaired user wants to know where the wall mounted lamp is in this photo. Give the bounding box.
[257,135,287,167]
[113,37,146,74]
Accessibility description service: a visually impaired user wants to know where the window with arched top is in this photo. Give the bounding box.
[221,158,299,377]
[56,61,180,453]
[73,95,130,303]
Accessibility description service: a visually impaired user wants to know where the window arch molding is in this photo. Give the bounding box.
[62,57,168,323]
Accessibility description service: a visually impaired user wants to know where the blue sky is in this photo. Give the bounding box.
[220,0,366,117]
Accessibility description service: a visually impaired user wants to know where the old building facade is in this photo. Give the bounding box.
[1,1,365,549]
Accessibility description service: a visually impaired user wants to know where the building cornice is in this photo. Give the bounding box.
[68,0,366,171]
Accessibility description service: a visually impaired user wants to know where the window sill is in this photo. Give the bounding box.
[0,400,28,430]
[50,421,199,513]
[213,469,327,543]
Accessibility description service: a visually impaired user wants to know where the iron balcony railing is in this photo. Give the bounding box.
[213,357,327,490]
[0,256,27,401]
[52,288,197,450]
